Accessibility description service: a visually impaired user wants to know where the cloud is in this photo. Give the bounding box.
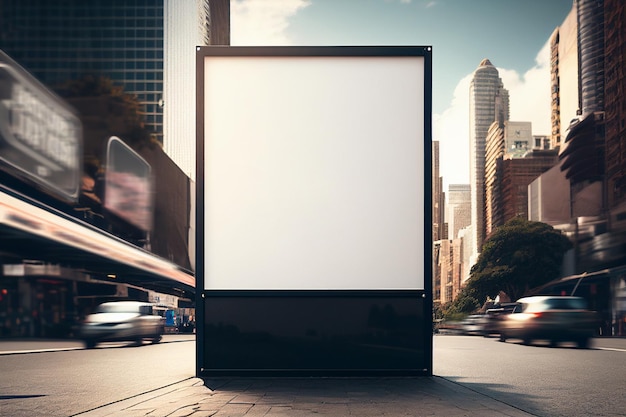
[435,40,553,189]
[231,0,311,46]
[499,40,552,137]
[434,74,472,187]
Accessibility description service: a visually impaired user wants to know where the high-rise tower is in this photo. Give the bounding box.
[447,184,471,241]
[468,59,509,261]
[0,0,230,177]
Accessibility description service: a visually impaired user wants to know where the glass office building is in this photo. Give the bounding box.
[0,1,167,142]
[0,0,228,176]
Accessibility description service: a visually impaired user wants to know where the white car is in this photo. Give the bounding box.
[498,296,599,348]
[460,314,487,335]
[80,301,165,348]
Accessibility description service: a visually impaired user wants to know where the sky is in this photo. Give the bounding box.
[229,0,574,189]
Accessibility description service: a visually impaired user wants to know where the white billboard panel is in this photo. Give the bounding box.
[199,47,429,290]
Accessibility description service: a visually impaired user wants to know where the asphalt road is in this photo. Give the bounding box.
[0,335,195,417]
[1,334,625,416]
[434,334,626,417]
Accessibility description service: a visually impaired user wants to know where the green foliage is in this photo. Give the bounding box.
[442,287,481,319]
[55,74,125,98]
[55,75,158,153]
[467,217,572,302]
[442,218,572,317]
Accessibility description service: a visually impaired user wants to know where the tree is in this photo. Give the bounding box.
[466,217,572,303]
[443,286,481,319]
[55,74,158,153]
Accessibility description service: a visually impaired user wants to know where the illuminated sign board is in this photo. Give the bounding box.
[0,50,82,201]
[105,136,153,232]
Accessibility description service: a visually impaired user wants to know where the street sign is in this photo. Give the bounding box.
[0,50,82,202]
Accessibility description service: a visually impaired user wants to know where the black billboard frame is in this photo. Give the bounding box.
[196,45,433,377]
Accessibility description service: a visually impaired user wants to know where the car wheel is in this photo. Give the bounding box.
[522,337,532,345]
[499,333,506,342]
[577,337,590,349]
[84,339,96,349]
[152,334,162,343]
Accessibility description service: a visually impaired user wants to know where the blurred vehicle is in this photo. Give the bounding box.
[80,301,165,348]
[460,314,487,335]
[498,296,599,348]
[482,302,519,337]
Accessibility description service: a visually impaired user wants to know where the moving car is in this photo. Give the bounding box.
[498,296,599,348]
[460,314,487,335]
[80,301,165,348]
[482,302,518,337]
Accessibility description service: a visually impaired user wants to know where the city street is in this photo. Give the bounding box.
[0,334,625,416]
[0,335,196,417]
[435,334,626,417]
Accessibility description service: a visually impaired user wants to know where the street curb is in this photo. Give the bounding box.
[69,377,209,417]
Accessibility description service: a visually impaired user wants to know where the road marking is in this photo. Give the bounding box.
[0,347,83,355]
[596,347,626,352]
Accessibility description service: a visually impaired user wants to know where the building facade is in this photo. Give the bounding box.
[447,184,471,241]
[0,2,232,337]
[484,121,505,237]
[0,0,168,143]
[469,59,509,261]
[501,150,559,224]
[432,141,446,241]
[485,121,537,237]
[164,0,229,178]
[550,6,580,150]
[0,0,230,177]
[604,0,626,211]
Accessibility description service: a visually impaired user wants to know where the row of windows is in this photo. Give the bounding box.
[15,17,165,29]
[29,39,164,49]
[113,75,163,85]
[9,39,164,50]
[10,30,164,40]
[144,114,163,125]
[89,61,162,71]
[124,82,163,95]
[26,62,162,77]
[131,93,161,103]
[23,50,165,60]
[12,2,163,17]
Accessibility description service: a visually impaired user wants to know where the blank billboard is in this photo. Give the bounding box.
[198,46,430,291]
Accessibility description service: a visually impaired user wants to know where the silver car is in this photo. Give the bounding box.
[498,296,599,348]
[80,301,165,348]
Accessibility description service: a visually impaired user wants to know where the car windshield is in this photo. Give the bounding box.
[519,297,588,312]
[543,298,588,310]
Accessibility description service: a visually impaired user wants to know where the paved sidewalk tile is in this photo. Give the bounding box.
[74,376,534,417]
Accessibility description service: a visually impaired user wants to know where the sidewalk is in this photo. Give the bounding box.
[72,376,533,417]
[8,337,626,416]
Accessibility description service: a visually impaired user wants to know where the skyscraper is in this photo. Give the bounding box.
[432,141,445,241]
[550,6,579,149]
[0,0,230,177]
[468,59,509,261]
[605,0,626,210]
[0,1,169,143]
[447,184,471,241]
[163,0,229,178]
